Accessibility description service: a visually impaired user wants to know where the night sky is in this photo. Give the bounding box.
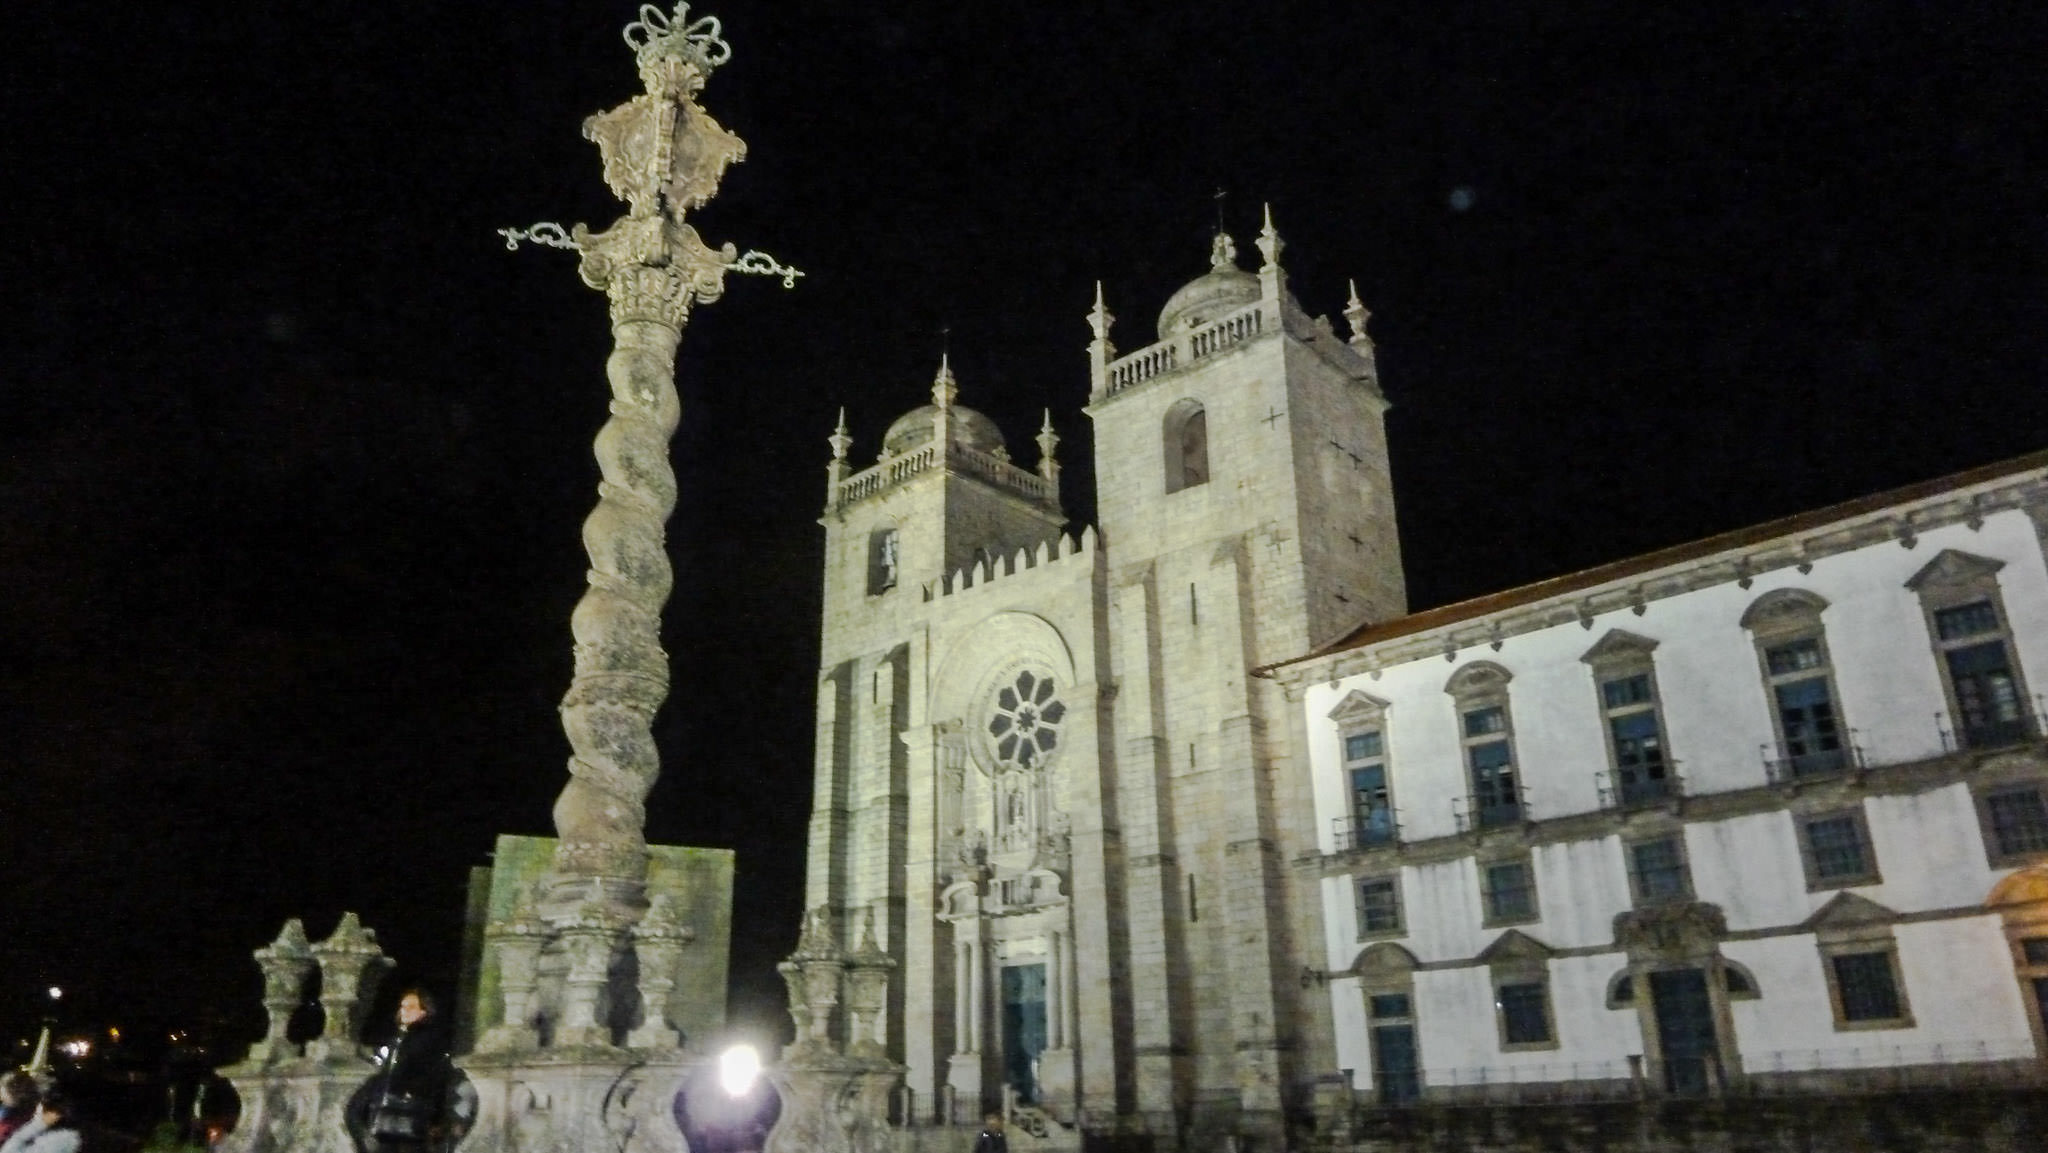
[3,1,2043,1052]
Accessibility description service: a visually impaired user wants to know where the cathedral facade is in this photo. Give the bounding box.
[797,218,1395,1140]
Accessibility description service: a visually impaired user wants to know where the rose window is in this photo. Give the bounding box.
[987,670,1066,768]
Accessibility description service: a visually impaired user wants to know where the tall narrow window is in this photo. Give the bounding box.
[1447,662,1521,830]
[1328,690,1397,850]
[867,527,900,594]
[1163,399,1210,493]
[1741,589,1850,780]
[1908,550,2036,750]
[1480,931,1559,1052]
[1583,630,1674,806]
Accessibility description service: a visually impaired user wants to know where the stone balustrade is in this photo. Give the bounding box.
[830,439,1051,512]
[1104,298,1269,396]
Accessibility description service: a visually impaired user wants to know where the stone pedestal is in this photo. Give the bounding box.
[305,914,392,1063]
[247,920,316,1066]
[765,1056,902,1153]
[458,1051,704,1153]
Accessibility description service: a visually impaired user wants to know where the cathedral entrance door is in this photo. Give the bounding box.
[1001,963,1048,1104]
[1649,968,1717,1095]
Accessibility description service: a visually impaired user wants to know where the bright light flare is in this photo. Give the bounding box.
[46,987,62,1001]
[59,1040,90,1058]
[718,1044,761,1097]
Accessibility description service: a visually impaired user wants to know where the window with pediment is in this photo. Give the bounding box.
[1907,549,2037,751]
[1741,588,1851,781]
[1446,662,1522,830]
[1583,629,1676,807]
[1329,690,1397,848]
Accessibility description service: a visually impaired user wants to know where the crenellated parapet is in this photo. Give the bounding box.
[925,526,1098,602]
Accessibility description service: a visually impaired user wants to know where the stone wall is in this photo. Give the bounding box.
[1310,1091,2047,1153]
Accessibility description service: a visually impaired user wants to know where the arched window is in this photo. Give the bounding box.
[1163,400,1209,493]
[867,527,900,594]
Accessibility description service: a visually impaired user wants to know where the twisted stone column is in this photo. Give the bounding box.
[547,263,692,910]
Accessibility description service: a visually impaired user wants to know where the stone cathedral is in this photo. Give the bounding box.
[791,216,1401,1143]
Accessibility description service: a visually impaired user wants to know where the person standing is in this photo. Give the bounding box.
[972,1112,1008,1153]
[0,1091,79,1153]
[0,1075,39,1147]
[369,990,451,1153]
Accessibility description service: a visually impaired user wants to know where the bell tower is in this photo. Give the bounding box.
[1083,208,1405,1137]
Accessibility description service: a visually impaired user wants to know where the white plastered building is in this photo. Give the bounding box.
[1265,454,2048,1104]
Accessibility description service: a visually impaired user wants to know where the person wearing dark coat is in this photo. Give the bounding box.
[369,990,452,1153]
[972,1113,1008,1153]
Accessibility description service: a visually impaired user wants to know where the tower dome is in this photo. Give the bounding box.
[1156,232,1260,341]
[880,356,1007,458]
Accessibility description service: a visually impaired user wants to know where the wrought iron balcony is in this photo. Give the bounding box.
[1330,811,1402,854]
[1598,763,1685,811]
[1763,738,1864,787]
[1454,787,1527,834]
[1938,700,2046,754]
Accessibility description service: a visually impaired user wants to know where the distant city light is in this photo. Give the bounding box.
[718,1044,761,1097]
[59,1040,90,1058]
[46,987,62,1001]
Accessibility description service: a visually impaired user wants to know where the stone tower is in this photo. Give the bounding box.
[788,215,1403,1149]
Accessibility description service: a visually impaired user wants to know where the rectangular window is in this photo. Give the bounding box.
[1346,729,1395,847]
[1774,676,1845,775]
[1497,982,1552,1046]
[1985,788,2048,859]
[1934,600,2002,641]
[1630,837,1688,903]
[1831,952,1904,1023]
[1947,641,2028,747]
[1464,706,1506,737]
[1802,813,1875,885]
[1484,861,1537,923]
[1357,877,1402,935]
[1368,993,1411,1019]
[1766,637,1825,675]
[1602,673,1654,709]
[2022,938,2048,965]
[1467,739,1519,827]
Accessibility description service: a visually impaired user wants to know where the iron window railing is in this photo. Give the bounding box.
[1763,738,1864,786]
[1598,763,1684,811]
[1330,811,1402,853]
[1454,786,1528,834]
[1938,699,2046,753]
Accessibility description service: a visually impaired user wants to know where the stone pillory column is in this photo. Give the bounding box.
[500,5,799,940]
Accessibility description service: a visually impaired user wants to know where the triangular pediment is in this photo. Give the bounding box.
[1327,689,1391,724]
[1802,891,1898,932]
[1904,548,2005,593]
[1580,628,1661,665]
[1476,928,1556,965]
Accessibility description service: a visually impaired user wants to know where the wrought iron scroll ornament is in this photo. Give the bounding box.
[497,4,800,291]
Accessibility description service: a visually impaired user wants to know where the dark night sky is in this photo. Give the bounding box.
[1,1,2043,1051]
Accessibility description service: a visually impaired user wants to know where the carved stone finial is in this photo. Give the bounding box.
[931,354,959,411]
[1256,203,1284,271]
[1035,409,1060,482]
[1210,231,1240,272]
[1344,279,1372,347]
[829,407,852,462]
